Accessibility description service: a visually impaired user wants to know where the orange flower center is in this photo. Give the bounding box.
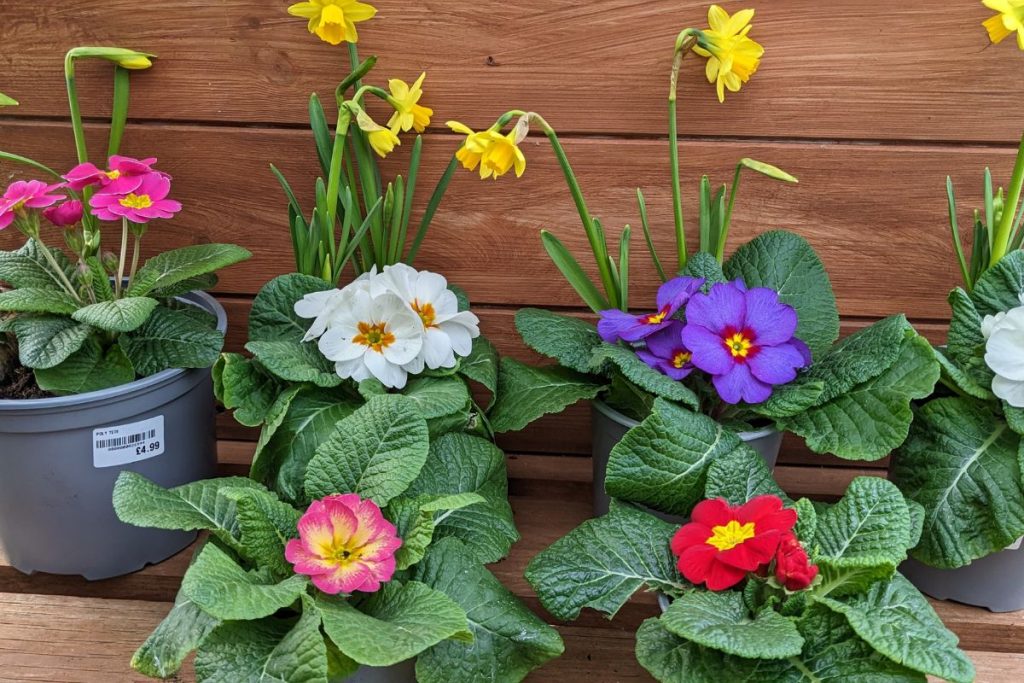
[353,321,395,353]
[411,299,437,328]
[672,351,692,368]
[723,331,753,358]
[119,193,153,209]
[706,520,756,551]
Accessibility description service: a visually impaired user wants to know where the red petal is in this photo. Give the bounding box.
[734,495,783,524]
[704,559,748,591]
[670,523,712,556]
[691,498,733,527]
[677,545,716,584]
[718,530,781,570]
[755,508,798,534]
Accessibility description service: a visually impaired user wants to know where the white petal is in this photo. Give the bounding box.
[318,326,364,361]
[293,289,334,318]
[986,312,1024,380]
[440,319,477,357]
[335,357,372,382]
[403,354,425,375]
[994,375,1024,408]
[432,289,461,316]
[364,350,408,389]
[412,270,449,304]
[422,328,457,369]
[982,312,1008,340]
[383,335,423,365]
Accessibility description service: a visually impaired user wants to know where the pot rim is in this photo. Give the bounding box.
[593,398,780,441]
[0,290,227,412]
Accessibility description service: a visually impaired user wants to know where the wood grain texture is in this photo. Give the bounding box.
[1,121,1010,319]
[2,1,1022,143]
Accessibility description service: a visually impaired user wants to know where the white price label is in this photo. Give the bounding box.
[93,415,165,468]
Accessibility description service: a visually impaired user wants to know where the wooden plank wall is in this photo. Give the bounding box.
[2,0,1022,465]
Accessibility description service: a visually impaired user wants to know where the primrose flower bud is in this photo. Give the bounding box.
[101,251,120,275]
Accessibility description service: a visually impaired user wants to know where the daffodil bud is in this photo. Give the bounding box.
[740,158,799,184]
[65,47,156,78]
[0,93,17,107]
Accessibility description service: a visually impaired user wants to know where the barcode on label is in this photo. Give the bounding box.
[95,429,157,450]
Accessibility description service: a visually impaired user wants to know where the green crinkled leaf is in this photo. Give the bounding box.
[214,353,285,427]
[0,240,76,291]
[131,587,222,679]
[514,307,602,374]
[318,581,470,667]
[83,257,114,303]
[753,379,825,420]
[681,252,727,292]
[386,493,485,571]
[590,343,700,409]
[947,288,992,387]
[817,574,974,683]
[971,249,1024,317]
[113,472,265,553]
[891,396,1024,568]
[404,432,519,563]
[152,272,218,298]
[120,305,224,375]
[814,477,911,596]
[934,345,994,401]
[194,595,326,683]
[245,339,342,388]
[13,315,92,369]
[793,498,817,545]
[249,273,332,343]
[251,386,360,505]
[662,590,804,660]
[704,445,788,505]
[635,618,762,683]
[414,537,565,683]
[906,499,925,549]
[402,374,472,420]
[305,394,429,507]
[1006,405,1024,436]
[0,287,79,314]
[72,297,158,332]
[220,486,301,579]
[605,398,751,516]
[778,327,939,461]
[127,244,251,297]
[181,543,307,621]
[34,337,134,394]
[459,335,498,398]
[525,501,684,621]
[723,230,839,359]
[489,358,603,433]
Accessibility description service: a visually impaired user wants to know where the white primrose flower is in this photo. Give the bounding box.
[317,288,424,389]
[294,268,377,342]
[372,263,481,372]
[983,293,1024,408]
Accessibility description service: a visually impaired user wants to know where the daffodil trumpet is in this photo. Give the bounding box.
[947,132,1024,290]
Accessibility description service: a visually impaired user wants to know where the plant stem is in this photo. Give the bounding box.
[669,32,699,271]
[718,163,745,262]
[33,233,82,304]
[324,106,353,260]
[115,218,129,298]
[990,132,1024,267]
[126,232,142,293]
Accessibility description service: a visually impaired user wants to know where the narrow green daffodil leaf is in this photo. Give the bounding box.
[740,158,799,183]
[540,230,610,313]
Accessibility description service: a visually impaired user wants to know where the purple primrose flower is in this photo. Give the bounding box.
[598,276,704,343]
[681,280,811,405]
[635,321,695,380]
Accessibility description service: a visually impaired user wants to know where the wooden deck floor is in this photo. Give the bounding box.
[1,448,1022,682]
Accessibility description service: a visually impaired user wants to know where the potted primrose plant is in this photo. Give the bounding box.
[890,131,1024,612]
[526,435,976,683]
[0,48,250,579]
[107,4,565,682]
[449,5,939,516]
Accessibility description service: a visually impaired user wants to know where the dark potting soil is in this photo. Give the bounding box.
[0,365,52,400]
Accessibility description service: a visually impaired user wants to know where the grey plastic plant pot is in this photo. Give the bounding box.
[342,659,417,682]
[591,400,783,519]
[900,546,1024,613]
[0,290,225,580]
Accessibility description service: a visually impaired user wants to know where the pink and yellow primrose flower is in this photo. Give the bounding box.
[598,276,705,344]
[43,199,84,227]
[285,494,401,595]
[65,155,165,194]
[89,173,182,224]
[0,180,66,231]
[288,0,378,46]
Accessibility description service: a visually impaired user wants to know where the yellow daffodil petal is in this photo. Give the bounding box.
[447,120,474,136]
[287,0,377,45]
[344,1,378,22]
[287,1,320,19]
[707,5,729,32]
[368,129,400,158]
[982,0,1024,49]
[389,78,410,101]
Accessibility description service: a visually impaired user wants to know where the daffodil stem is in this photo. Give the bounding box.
[529,112,619,309]
[115,218,128,298]
[718,163,744,262]
[325,106,353,253]
[669,32,698,271]
[64,54,88,165]
[990,132,1024,268]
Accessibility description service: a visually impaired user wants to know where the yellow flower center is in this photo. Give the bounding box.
[724,331,753,358]
[353,321,395,353]
[706,520,756,551]
[105,170,121,180]
[645,309,668,325]
[118,193,153,209]
[672,351,692,368]
[411,299,437,328]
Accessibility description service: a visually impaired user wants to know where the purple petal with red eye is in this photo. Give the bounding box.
[713,363,772,405]
[657,276,705,315]
[685,281,746,335]
[597,309,669,343]
[681,325,734,374]
[637,349,692,380]
[644,321,685,357]
[744,288,798,345]
[747,343,806,385]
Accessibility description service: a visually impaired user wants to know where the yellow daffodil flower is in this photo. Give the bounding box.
[693,5,764,103]
[387,73,434,134]
[447,121,495,174]
[287,0,377,45]
[983,0,1024,50]
[480,129,527,181]
[356,109,400,158]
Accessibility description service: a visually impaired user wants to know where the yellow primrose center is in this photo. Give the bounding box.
[672,351,692,369]
[411,299,437,328]
[353,321,395,353]
[983,0,1024,49]
[105,170,121,180]
[644,309,668,325]
[287,0,377,46]
[724,332,753,358]
[118,193,153,209]
[706,520,756,551]
[326,538,365,565]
